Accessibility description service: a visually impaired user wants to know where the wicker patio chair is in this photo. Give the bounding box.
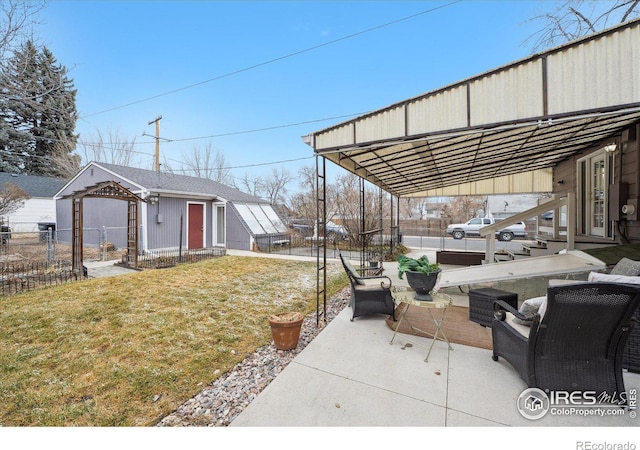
[491,282,640,398]
[339,252,395,322]
[624,306,640,373]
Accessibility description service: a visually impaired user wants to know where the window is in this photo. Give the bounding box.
[577,147,614,238]
[215,205,225,245]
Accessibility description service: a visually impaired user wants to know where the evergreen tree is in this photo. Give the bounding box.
[0,40,79,177]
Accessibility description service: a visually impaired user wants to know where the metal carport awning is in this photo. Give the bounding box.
[313,104,640,198]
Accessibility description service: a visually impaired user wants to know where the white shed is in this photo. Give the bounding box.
[0,172,67,232]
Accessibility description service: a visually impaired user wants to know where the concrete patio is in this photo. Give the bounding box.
[229,248,639,445]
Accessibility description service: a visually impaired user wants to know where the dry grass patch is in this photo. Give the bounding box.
[0,255,347,426]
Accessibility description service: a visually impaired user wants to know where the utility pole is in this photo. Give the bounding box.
[148,116,162,171]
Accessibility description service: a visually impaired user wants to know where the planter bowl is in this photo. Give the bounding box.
[268,312,304,350]
[405,269,441,301]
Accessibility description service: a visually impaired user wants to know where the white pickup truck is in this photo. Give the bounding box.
[445,217,527,241]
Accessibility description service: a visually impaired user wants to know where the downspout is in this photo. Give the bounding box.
[140,191,150,252]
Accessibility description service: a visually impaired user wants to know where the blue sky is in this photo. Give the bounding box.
[38,0,547,186]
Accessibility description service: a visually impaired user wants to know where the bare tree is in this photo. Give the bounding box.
[288,164,340,227]
[261,168,293,206]
[50,135,81,178]
[181,142,233,185]
[523,0,640,53]
[0,182,30,219]
[0,0,46,63]
[441,196,487,224]
[333,172,388,246]
[77,128,141,166]
[399,197,419,219]
[400,197,436,219]
[236,172,264,198]
[288,165,317,226]
[160,155,174,173]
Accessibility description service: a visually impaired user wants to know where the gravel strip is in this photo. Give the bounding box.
[156,286,351,427]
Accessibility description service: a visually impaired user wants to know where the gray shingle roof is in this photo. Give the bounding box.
[94,162,267,204]
[0,172,67,197]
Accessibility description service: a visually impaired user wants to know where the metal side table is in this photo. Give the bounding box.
[390,286,453,362]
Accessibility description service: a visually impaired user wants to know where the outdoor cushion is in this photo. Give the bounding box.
[512,296,547,326]
[609,257,640,276]
[493,283,640,395]
[343,259,365,285]
[505,312,533,337]
[588,271,640,285]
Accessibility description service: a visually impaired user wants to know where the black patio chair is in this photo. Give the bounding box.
[492,282,640,398]
[339,252,395,322]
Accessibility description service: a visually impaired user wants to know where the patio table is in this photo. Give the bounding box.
[390,286,453,362]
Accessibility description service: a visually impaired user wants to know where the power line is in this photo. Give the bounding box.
[79,1,462,119]
[0,146,314,173]
[166,112,367,142]
[167,155,314,172]
[72,111,368,146]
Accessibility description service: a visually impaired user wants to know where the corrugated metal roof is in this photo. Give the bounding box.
[306,19,640,197]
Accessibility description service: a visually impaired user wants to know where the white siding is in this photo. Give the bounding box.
[4,198,56,232]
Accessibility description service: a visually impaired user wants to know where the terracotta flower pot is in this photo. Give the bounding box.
[405,269,441,301]
[268,312,304,350]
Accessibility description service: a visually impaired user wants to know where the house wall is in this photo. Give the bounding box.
[56,197,130,249]
[147,196,192,250]
[56,166,141,249]
[56,164,262,252]
[226,206,251,250]
[619,123,640,240]
[3,198,57,232]
[553,122,640,242]
[145,197,222,251]
[57,166,220,251]
[58,194,224,252]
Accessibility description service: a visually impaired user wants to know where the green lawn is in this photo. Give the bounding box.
[0,255,347,426]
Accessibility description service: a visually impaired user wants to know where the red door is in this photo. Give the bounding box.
[188,203,204,249]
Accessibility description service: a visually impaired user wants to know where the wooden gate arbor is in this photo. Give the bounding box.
[62,181,146,274]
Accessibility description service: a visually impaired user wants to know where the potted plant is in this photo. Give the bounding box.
[397,254,441,301]
[268,312,304,350]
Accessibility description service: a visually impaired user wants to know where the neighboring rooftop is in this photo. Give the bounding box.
[0,172,67,198]
[90,162,267,204]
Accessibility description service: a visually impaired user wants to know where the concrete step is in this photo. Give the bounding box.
[507,250,531,260]
[494,253,513,262]
[522,244,547,252]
